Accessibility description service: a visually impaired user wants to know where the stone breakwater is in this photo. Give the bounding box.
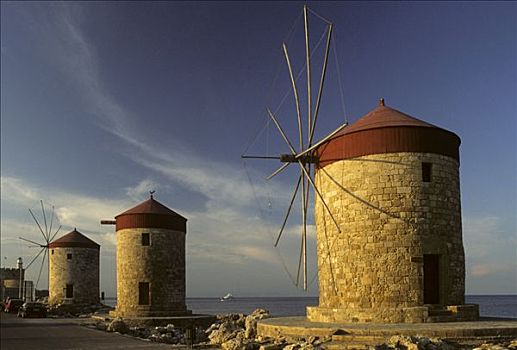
[83,309,517,350]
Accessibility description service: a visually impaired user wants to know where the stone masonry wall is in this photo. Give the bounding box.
[49,247,99,305]
[115,228,188,317]
[307,152,465,323]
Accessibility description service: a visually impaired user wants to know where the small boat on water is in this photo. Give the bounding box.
[220,293,234,301]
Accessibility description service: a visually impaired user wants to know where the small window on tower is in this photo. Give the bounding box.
[51,249,54,255]
[422,162,432,182]
[142,233,150,246]
[67,253,72,260]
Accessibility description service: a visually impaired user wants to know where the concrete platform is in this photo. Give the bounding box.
[93,313,216,328]
[257,316,517,347]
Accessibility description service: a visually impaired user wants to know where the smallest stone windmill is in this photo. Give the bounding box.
[48,229,100,305]
[102,193,190,317]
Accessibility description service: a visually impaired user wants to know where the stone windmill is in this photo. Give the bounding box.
[102,192,190,317]
[48,228,100,305]
[244,6,478,323]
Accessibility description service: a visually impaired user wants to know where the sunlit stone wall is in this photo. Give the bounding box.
[307,152,470,323]
[113,227,189,317]
[49,247,99,305]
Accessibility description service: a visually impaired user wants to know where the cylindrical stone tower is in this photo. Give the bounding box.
[48,229,100,305]
[112,194,190,317]
[307,100,478,323]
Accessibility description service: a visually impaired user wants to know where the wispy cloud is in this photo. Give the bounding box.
[126,179,159,201]
[42,3,288,208]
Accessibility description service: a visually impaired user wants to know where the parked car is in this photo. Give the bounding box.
[17,302,47,318]
[4,299,24,313]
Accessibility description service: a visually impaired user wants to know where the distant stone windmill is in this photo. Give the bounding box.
[19,200,61,290]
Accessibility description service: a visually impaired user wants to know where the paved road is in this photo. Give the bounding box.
[0,312,171,350]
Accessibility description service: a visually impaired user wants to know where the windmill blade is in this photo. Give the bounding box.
[296,229,304,287]
[282,43,304,150]
[40,200,49,241]
[19,237,45,247]
[29,209,47,242]
[267,108,297,155]
[35,248,48,289]
[49,225,62,243]
[298,161,341,232]
[301,171,308,291]
[304,5,312,144]
[48,206,55,241]
[25,247,45,270]
[309,23,333,147]
[267,163,291,181]
[241,155,281,160]
[274,174,302,247]
[296,121,348,160]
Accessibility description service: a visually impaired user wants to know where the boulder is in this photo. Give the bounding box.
[384,335,458,350]
[107,317,128,334]
[206,322,219,334]
[209,321,240,345]
[259,344,282,350]
[222,337,247,350]
[245,308,270,339]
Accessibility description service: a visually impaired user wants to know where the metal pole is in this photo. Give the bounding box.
[296,121,347,159]
[282,44,304,152]
[303,5,311,292]
[304,5,312,141]
[298,162,341,232]
[47,247,50,293]
[300,167,307,291]
[267,109,297,155]
[17,257,23,299]
[275,175,302,247]
[309,24,333,147]
[29,209,47,241]
[266,162,290,180]
[41,200,49,241]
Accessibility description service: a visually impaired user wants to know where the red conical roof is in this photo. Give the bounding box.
[317,99,460,167]
[49,229,100,249]
[116,196,186,218]
[340,101,440,135]
[115,195,187,232]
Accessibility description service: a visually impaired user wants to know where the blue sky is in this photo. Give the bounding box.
[1,1,515,297]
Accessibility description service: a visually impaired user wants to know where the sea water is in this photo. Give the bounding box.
[103,295,517,318]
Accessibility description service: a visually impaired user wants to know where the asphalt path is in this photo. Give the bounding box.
[0,312,172,350]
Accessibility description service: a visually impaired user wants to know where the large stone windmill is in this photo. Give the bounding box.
[244,6,478,323]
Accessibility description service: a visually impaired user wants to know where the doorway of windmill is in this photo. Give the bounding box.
[423,254,440,304]
[66,284,74,299]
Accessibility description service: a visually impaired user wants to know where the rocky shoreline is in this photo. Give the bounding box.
[75,308,517,350]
